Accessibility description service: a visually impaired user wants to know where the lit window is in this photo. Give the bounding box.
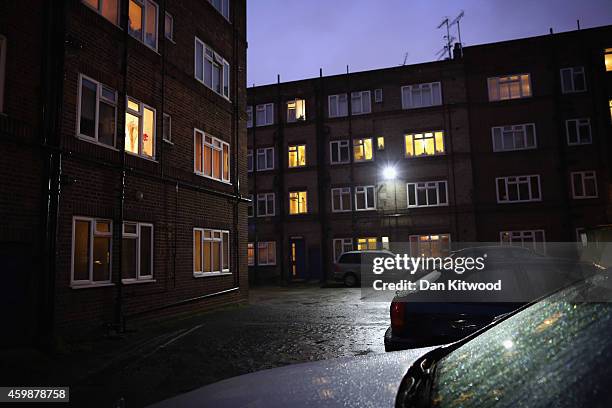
[247,194,254,217]
[401,82,442,109]
[491,124,536,152]
[128,0,158,51]
[571,171,598,199]
[405,131,444,157]
[496,175,541,203]
[193,228,230,276]
[566,119,591,145]
[0,35,5,113]
[82,0,119,24]
[355,186,376,211]
[289,191,307,214]
[488,74,531,101]
[247,242,255,266]
[246,106,253,128]
[377,137,385,150]
[257,193,275,217]
[374,88,383,103]
[78,74,117,148]
[288,145,306,167]
[122,222,154,282]
[381,236,390,250]
[500,230,545,254]
[605,49,612,72]
[257,242,276,265]
[247,149,253,172]
[409,234,450,257]
[71,217,112,287]
[353,138,373,161]
[609,100,612,122]
[164,12,174,41]
[357,237,377,250]
[333,238,353,261]
[330,140,350,164]
[162,113,171,142]
[331,187,352,212]
[125,97,155,159]
[256,147,274,171]
[256,103,274,126]
[208,0,230,20]
[351,90,371,115]
[407,181,448,207]
[560,67,586,93]
[287,99,306,122]
[328,94,348,118]
[194,37,231,99]
[194,129,230,183]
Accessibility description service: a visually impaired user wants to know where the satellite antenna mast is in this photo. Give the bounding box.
[437,17,451,59]
[402,52,409,65]
[450,10,465,56]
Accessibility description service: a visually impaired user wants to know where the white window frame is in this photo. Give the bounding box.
[82,0,120,25]
[247,149,253,172]
[256,147,274,171]
[328,94,348,118]
[246,106,253,128]
[401,82,442,109]
[491,123,537,152]
[565,118,592,145]
[122,221,154,282]
[404,131,445,157]
[257,192,275,217]
[560,67,586,93]
[409,234,451,257]
[288,144,306,168]
[289,191,308,215]
[330,140,350,165]
[406,181,449,208]
[571,171,598,199]
[164,11,174,41]
[257,241,277,266]
[128,0,159,51]
[487,74,532,101]
[193,128,231,183]
[500,230,546,253]
[331,187,352,212]
[255,103,274,126]
[374,88,383,103]
[162,112,171,143]
[125,97,156,159]
[354,186,376,211]
[333,238,353,262]
[247,194,254,218]
[71,216,113,287]
[0,35,5,113]
[353,138,373,162]
[351,90,371,115]
[193,228,231,277]
[77,74,118,148]
[194,37,231,100]
[286,98,306,122]
[208,0,230,21]
[496,175,541,203]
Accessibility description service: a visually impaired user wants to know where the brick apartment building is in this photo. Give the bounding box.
[0,0,248,345]
[247,25,612,284]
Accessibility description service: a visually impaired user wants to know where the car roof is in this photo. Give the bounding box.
[341,250,395,255]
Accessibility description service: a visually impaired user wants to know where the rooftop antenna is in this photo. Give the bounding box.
[402,52,409,65]
[450,10,465,56]
[437,16,452,59]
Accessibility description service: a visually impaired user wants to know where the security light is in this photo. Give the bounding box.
[382,166,397,180]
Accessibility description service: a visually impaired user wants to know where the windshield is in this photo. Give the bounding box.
[429,272,612,407]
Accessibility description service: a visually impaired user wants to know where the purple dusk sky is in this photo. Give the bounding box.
[246,0,612,86]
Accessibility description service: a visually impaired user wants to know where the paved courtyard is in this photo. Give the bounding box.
[26,286,390,407]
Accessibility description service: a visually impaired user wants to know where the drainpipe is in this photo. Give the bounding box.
[39,0,66,346]
[114,0,130,332]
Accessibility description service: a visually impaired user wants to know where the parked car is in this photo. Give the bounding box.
[150,269,612,408]
[333,249,395,287]
[385,245,597,351]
